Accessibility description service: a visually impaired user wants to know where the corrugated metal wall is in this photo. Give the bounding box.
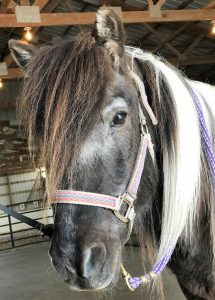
[0,169,44,210]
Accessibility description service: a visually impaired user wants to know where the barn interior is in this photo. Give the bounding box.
[0,1,215,299]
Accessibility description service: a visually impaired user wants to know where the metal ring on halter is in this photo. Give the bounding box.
[114,192,136,223]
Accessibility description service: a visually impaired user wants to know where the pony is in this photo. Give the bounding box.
[9,7,215,299]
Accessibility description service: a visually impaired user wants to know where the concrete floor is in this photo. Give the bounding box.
[0,242,185,300]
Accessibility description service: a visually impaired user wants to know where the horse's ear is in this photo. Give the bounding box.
[8,39,37,69]
[94,7,125,66]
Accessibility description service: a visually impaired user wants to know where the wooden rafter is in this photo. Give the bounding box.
[0,68,23,79]
[20,0,30,5]
[177,0,194,9]
[41,0,63,12]
[206,0,215,9]
[0,0,16,13]
[1,2,215,80]
[182,34,205,56]
[169,22,215,41]
[165,0,215,44]
[64,0,74,12]
[139,0,196,54]
[0,100,16,108]
[143,0,215,55]
[97,0,143,11]
[169,54,215,66]
[151,23,192,54]
[0,9,215,27]
[143,23,183,58]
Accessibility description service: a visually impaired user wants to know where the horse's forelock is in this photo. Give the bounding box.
[19,30,114,198]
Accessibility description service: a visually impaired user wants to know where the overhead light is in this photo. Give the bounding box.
[24,27,33,41]
[211,21,215,34]
[0,78,3,89]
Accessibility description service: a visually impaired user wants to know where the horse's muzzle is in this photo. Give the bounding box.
[49,242,115,290]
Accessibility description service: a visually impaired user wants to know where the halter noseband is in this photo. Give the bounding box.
[53,117,151,224]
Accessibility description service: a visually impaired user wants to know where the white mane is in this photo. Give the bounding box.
[125,46,214,264]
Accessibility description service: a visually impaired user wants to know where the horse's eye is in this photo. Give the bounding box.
[112,112,127,126]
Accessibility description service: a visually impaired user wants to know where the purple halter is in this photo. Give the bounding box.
[52,86,215,291]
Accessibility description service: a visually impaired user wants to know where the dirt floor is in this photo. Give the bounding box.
[0,242,185,300]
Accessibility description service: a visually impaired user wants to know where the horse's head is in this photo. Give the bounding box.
[9,7,156,291]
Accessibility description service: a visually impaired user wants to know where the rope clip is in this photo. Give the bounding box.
[120,265,135,291]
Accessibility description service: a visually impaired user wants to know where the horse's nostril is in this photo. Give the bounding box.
[82,243,106,279]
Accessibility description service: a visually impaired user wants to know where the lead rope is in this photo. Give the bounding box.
[121,86,215,291]
[120,245,174,291]
[191,88,215,178]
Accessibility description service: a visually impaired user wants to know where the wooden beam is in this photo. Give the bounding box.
[20,0,30,5]
[169,22,215,41]
[64,0,75,12]
[0,68,23,79]
[151,1,215,57]
[0,168,35,175]
[152,23,191,53]
[139,0,197,52]
[2,150,29,157]
[177,0,194,10]
[182,34,205,56]
[0,121,10,127]
[0,133,25,140]
[0,100,16,108]
[168,54,215,66]
[143,23,183,58]
[0,163,34,174]
[0,0,16,13]
[0,9,215,27]
[206,0,215,9]
[41,0,63,13]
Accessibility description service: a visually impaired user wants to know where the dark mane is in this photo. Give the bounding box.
[19,30,114,197]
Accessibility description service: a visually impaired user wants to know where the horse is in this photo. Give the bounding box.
[8,7,215,299]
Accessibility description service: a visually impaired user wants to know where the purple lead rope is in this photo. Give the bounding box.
[123,87,215,291]
[126,246,174,290]
[191,88,215,178]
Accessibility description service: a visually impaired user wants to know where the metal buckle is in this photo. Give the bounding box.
[140,118,148,136]
[114,192,136,223]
